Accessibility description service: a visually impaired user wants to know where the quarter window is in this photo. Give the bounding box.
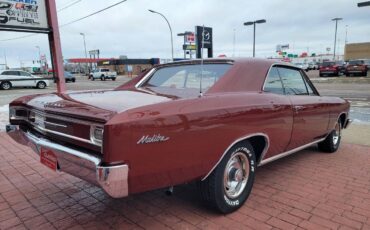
[264,67,284,95]
[278,67,308,95]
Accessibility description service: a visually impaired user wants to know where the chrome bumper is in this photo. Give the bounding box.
[6,125,128,198]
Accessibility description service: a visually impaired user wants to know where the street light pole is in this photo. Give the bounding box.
[35,46,41,69]
[80,33,88,73]
[149,9,174,61]
[332,17,343,61]
[345,25,348,45]
[243,19,266,57]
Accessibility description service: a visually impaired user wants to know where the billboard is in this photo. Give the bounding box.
[0,0,49,32]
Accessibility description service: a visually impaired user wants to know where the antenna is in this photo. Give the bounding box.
[199,25,205,98]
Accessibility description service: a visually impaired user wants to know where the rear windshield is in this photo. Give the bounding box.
[141,64,232,97]
[322,62,335,67]
[349,60,364,65]
[101,69,110,72]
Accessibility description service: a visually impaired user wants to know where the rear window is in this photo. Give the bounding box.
[349,60,364,65]
[101,69,110,72]
[142,64,231,90]
[322,62,335,67]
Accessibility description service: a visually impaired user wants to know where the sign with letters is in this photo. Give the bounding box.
[0,0,49,32]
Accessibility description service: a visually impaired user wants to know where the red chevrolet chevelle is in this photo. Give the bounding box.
[7,58,350,213]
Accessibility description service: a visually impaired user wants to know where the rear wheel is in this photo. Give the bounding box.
[112,77,116,81]
[36,81,47,89]
[199,142,256,214]
[318,120,341,153]
[101,75,106,81]
[1,81,12,90]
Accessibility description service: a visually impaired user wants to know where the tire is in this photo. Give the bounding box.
[36,81,47,89]
[1,81,12,90]
[318,120,342,153]
[199,141,256,214]
[92,77,95,81]
[319,73,323,77]
[72,79,76,83]
[101,75,106,81]
[112,77,116,81]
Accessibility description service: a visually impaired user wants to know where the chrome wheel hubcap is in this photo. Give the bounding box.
[333,122,341,146]
[224,152,249,199]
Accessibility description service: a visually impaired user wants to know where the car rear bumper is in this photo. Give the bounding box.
[6,125,128,198]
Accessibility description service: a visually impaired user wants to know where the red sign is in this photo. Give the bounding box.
[186,33,195,43]
[40,147,57,171]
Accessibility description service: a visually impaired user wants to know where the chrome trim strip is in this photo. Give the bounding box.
[43,121,67,128]
[134,68,156,88]
[31,109,102,126]
[201,133,270,181]
[258,138,325,166]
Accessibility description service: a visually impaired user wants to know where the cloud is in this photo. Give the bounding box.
[0,0,369,67]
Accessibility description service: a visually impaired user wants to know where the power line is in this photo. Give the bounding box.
[57,0,82,12]
[60,0,127,27]
[0,0,127,42]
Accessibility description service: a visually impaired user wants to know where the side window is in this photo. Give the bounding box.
[302,76,316,95]
[19,72,31,77]
[264,67,285,95]
[278,67,308,95]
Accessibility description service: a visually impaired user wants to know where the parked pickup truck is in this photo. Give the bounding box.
[89,68,117,81]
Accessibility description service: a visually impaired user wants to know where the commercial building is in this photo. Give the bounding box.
[97,58,160,75]
[344,42,370,60]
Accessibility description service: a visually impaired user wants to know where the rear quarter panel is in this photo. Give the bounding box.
[104,92,293,194]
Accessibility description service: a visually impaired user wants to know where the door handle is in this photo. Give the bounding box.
[294,105,304,112]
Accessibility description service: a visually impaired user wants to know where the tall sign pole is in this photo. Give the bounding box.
[45,0,65,93]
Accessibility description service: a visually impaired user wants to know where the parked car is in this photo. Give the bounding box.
[64,71,76,83]
[293,63,309,71]
[7,59,351,214]
[308,62,318,70]
[89,68,117,81]
[0,70,49,90]
[319,61,340,77]
[335,61,346,75]
[345,60,368,77]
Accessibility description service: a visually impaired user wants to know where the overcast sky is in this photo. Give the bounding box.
[0,0,369,67]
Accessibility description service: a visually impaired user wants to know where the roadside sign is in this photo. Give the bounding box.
[183,44,196,50]
[185,33,195,43]
[0,0,49,32]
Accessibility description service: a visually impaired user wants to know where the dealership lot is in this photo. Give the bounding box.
[0,72,370,229]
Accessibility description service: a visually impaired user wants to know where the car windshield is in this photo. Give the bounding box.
[141,64,232,97]
[322,62,335,67]
[349,60,364,65]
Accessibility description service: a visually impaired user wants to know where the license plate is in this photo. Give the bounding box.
[40,147,57,171]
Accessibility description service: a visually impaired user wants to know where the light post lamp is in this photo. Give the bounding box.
[35,46,41,69]
[243,19,266,57]
[149,9,174,61]
[79,33,88,73]
[332,17,343,61]
[358,1,370,7]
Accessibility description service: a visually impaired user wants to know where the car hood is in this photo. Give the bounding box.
[12,89,173,122]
